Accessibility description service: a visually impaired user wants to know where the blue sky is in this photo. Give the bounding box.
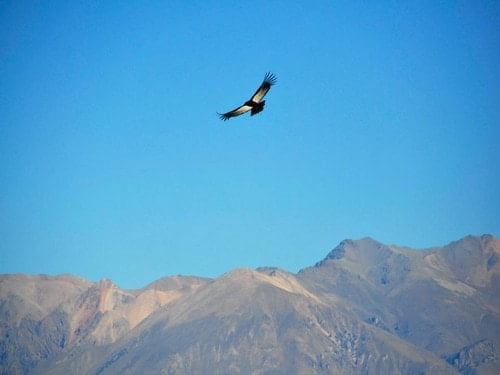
[1,1,499,288]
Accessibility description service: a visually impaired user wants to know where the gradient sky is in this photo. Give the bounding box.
[1,1,499,288]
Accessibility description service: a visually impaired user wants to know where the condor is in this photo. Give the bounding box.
[218,72,277,121]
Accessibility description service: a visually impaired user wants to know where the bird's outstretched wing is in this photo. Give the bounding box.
[217,104,253,121]
[250,72,277,103]
[217,72,277,121]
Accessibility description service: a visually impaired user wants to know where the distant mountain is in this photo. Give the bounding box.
[1,234,499,374]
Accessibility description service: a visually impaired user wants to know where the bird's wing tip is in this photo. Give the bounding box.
[264,72,277,85]
[217,112,229,121]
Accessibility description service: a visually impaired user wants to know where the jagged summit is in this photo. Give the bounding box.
[1,234,499,374]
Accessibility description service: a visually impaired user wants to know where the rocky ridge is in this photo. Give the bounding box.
[1,234,499,374]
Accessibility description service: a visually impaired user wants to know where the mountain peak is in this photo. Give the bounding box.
[2,234,499,374]
[314,237,386,267]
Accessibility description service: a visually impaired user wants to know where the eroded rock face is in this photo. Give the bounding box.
[1,234,499,374]
[0,274,210,374]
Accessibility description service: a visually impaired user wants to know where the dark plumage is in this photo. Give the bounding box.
[218,72,277,121]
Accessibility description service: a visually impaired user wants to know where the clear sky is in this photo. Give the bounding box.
[1,1,499,288]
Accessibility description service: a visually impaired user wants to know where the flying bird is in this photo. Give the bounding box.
[218,72,277,121]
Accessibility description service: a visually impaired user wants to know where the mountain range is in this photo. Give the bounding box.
[1,234,499,374]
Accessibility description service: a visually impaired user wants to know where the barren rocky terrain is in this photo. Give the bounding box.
[1,234,499,374]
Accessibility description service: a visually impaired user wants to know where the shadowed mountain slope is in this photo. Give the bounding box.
[298,235,500,374]
[1,235,499,374]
